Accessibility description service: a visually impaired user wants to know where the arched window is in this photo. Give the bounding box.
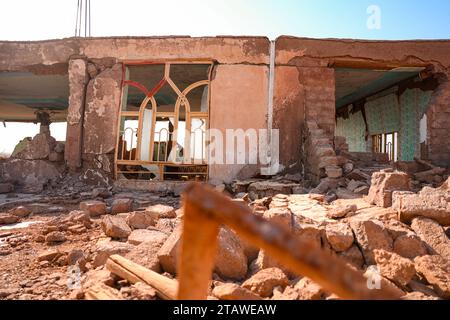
[115,62,212,181]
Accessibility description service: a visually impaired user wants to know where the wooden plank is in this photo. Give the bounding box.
[106,255,178,300]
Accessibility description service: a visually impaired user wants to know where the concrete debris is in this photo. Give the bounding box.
[242,268,289,298]
[394,177,450,226]
[373,249,416,287]
[367,171,410,208]
[0,161,448,300]
[80,200,107,217]
[101,216,132,239]
[414,255,450,299]
[411,217,450,261]
[212,283,263,300]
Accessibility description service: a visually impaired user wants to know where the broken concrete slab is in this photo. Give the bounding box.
[350,219,393,265]
[325,223,354,252]
[212,283,263,300]
[80,200,106,217]
[367,171,410,208]
[411,217,450,260]
[126,211,156,230]
[414,255,450,299]
[111,198,133,215]
[127,229,168,246]
[394,178,450,226]
[373,249,416,287]
[242,268,289,298]
[101,216,132,239]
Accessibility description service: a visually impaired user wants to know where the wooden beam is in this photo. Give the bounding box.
[106,255,178,300]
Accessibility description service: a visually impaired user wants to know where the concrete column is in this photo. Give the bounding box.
[65,59,89,172]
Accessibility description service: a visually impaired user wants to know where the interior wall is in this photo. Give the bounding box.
[336,87,433,161]
[335,110,367,152]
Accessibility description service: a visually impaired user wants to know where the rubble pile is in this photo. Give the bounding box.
[0,174,448,300]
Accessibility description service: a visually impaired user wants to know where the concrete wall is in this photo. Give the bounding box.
[209,64,269,183]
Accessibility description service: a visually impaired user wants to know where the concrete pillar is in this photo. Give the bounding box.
[65,59,89,172]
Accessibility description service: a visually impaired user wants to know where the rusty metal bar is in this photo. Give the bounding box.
[178,183,402,300]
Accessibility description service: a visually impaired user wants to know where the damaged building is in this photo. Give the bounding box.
[0,36,449,193]
[0,36,449,301]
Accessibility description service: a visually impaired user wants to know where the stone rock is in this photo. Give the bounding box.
[0,159,62,193]
[414,255,450,299]
[101,216,132,239]
[80,200,106,217]
[93,241,134,267]
[363,267,405,297]
[145,204,176,219]
[367,171,410,208]
[213,283,263,300]
[0,213,20,225]
[338,245,365,269]
[292,222,322,249]
[214,228,248,281]
[12,133,56,160]
[9,206,31,218]
[158,226,247,280]
[373,249,415,286]
[402,292,441,300]
[327,204,357,219]
[325,223,354,252]
[121,282,157,300]
[394,179,450,226]
[49,151,64,162]
[126,211,156,230]
[350,219,393,265]
[325,166,343,179]
[37,249,61,262]
[128,229,168,246]
[54,142,65,153]
[126,239,165,273]
[343,162,354,175]
[393,234,428,260]
[111,199,133,215]
[263,207,292,231]
[346,169,371,182]
[45,231,66,243]
[411,217,450,260]
[408,279,441,299]
[242,268,289,298]
[347,180,366,192]
[157,225,183,274]
[67,249,86,270]
[294,277,326,300]
[0,288,18,298]
[0,183,14,194]
[248,181,297,200]
[354,185,370,195]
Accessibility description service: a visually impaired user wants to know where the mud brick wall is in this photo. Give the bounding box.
[427,80,450,167]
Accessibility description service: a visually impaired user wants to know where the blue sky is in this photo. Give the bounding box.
[0,0,449,40]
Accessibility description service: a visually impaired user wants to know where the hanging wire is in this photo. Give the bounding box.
[75,0,91,37]
[75,0,80,37]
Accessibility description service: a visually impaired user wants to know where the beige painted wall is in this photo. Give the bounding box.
[209,64,269,183]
